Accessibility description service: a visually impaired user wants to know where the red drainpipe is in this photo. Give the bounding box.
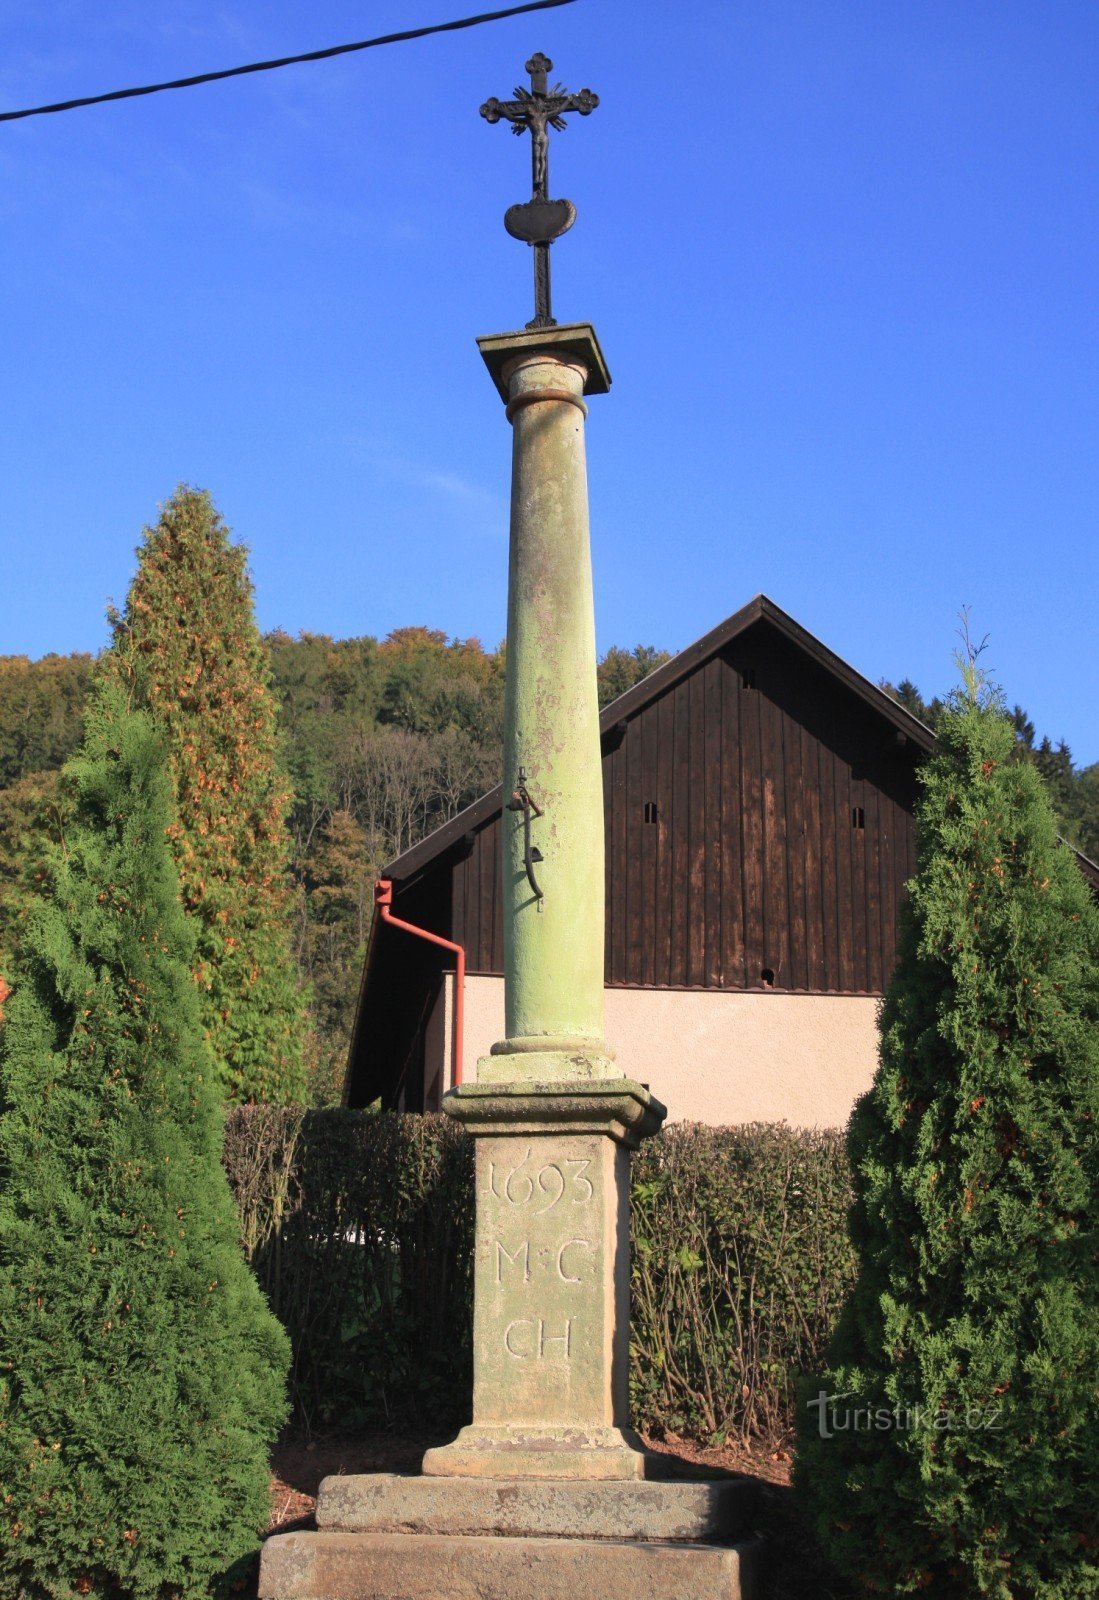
[375,879,464,1089]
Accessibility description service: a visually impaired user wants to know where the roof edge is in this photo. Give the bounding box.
[381,595,936,883]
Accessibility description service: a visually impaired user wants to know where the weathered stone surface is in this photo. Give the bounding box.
[423,1119,648,1480]
[258,1529,765,1600]
[441,1080,666,1146]
[422,1424,649,1480]
[480,334,608,1055]
[477,1047,621,1084]
[426,1086,665,1480]
[316,1472,759,1543]
[478,322,611,400]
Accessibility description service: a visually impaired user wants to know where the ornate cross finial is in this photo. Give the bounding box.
[481,53,599,329]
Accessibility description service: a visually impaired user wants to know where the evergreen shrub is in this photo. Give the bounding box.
[223,1108,855,1441]
[796,682,1099,1597]
[0,684,289,1600]
[104,487,306,1104]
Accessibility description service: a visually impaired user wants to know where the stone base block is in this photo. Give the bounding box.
[316,1473,759,1543]
[258,1529,766,1600]
[477,1048,620,1084]
[421,1423,649,1480]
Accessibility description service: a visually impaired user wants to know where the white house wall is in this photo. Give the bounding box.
[428,974,881,1129]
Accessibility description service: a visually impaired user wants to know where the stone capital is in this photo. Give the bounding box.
[478,321,611,402]
[441,1078,666,1149]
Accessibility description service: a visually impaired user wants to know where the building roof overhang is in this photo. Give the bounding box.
[378,594,936,887]
[344,593,1098,1104]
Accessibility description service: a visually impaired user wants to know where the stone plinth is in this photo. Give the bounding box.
[315,1473,760,1542]
[422,1080,665,1481]
[260,1471,766,1599]
[259,1528,766,1600]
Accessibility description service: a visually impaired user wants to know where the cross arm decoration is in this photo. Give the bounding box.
[481,53,599,328]
[481,52,597,201]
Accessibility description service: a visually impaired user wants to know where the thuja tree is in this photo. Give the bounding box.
[796,671,1098,1597]
[0,683,289,1600]
[105,488,305,1102]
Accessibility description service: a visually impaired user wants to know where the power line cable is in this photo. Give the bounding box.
[0,0,577,124]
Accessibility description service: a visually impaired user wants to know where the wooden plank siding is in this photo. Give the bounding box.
[348,599,1095,1110]
[450,622,921,994]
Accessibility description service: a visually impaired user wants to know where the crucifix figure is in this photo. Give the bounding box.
[481,53,598,328]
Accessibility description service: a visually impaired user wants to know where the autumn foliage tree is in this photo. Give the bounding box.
[796,667,1099,1597]
[105,488,305,1102]
[0,682,288,1599]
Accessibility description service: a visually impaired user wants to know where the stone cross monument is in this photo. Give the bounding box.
[259,53,763,1599]
[420,50,666,1483]
[481,51,598,328]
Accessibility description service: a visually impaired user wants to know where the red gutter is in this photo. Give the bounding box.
[375,879,465,1089]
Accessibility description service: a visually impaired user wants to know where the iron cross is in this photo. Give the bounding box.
[481,53,599,328]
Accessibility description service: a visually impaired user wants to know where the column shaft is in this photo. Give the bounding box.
[424,326,665,1484]
[498,350,605,1053]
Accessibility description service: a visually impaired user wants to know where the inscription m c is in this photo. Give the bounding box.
[496,1239,531,1283]
[556,1238,592,1283]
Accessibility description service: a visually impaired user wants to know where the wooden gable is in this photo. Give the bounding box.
[450,611,925,993]
[344,597,935,1106]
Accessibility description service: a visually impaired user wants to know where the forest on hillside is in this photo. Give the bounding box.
[0,633,670,1101]
[1,628,1095,1104]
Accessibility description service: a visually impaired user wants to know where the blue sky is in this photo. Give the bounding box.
[2,2,1097,761]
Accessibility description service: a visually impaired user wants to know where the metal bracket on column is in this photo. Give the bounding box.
[508,766,545,901]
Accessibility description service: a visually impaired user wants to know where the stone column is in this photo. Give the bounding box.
[257,145,767,1576]
[258,318,763,1600]
[478,324,617,1084]
[422,324,666,1483]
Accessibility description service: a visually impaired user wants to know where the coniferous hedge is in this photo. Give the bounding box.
[796,682,1099,1597]
[0,684,289,1600]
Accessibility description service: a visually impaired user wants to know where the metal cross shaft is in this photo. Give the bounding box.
[481,53,598,328]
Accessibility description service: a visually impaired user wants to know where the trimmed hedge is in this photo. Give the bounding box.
[224,1108,855,1442]
[631,1122,856,1444]
[224,1107,473,1434]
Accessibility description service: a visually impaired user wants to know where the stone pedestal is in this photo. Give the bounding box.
[422,1080,664,1481]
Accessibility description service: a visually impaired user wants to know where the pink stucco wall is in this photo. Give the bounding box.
[428,974,881,1129]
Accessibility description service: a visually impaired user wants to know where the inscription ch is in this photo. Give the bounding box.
[503,1317,574,1361]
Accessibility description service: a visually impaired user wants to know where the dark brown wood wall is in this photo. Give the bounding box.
[451,622,921,995]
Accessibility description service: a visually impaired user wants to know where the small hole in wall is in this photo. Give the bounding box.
[760,967,775,987]
[741,667,756,690]
[852,806,865,829]
[643,801,659,824]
